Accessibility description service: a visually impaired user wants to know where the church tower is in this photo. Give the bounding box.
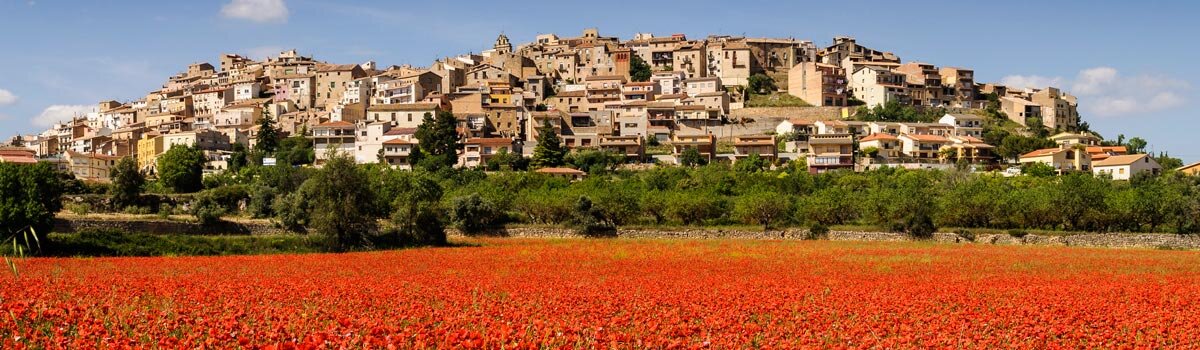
[494,33,512,55]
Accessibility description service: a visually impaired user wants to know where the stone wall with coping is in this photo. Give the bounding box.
[53,217,1200,250]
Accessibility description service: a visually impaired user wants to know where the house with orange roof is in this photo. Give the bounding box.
[672,132,716,163]
[1085,146,1127,162]
[460,137,516,168]
[945,135,996,163]
[898,133,951,160]
[732,134,777,161]
[1018,146,1092,173]
[1092,154,1160,180]
[858,133,900,159]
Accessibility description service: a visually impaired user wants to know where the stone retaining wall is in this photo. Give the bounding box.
[53,218,293,236]
[54,217,1200,250]
[456,227,1200,250]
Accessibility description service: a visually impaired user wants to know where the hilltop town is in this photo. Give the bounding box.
[2,28,1194,178]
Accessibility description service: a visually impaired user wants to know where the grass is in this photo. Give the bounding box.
[745,92,814,108]
[30,229,454,257]
[40,230,330,257]
[646,145,672,156]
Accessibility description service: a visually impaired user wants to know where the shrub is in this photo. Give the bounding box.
[572,196,615,236]
[189,193,226,226]
[66,203,92,216]
[954,229,976,242]
[450,193,501,234]
[1007,229,1029,238]
[247,186,277,218]
[272,192,309,232]
[806,223,830,240]
[903,211,937,239]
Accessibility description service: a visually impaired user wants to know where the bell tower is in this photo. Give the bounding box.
[494,33,512,55]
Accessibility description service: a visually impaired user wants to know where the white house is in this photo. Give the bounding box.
[1092,154,1161,180]
[938,113,984,138]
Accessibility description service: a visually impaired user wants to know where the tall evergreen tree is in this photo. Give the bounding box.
[109,156,145,209]
[531,120,565,168]
[629,55,651,82]
[255,109,280,154]
[414,111,462,169]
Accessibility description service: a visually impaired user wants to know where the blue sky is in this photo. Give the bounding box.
[0,0,1196,161]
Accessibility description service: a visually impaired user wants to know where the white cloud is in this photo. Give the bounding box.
[0,88,16,105]
[999,75,1063,90]
[1001,67,1191,118]
[1071,67,1118,95]
[220,0,288,23]
[32,105,93,128]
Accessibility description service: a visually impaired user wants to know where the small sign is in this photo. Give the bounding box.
[263,157,277,166]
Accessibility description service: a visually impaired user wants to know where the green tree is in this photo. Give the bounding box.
[108,156,144,209]
[733,153,769,173]
[629,55,651,82]
[998,135,1054,162]
[389,172,445,244]
[678,147,706,167]
[300,151,377,248]
[228,143,249,173]
[275,135,315,166]
[414,111,462,170]
[157,145,206,193]
[1021,162,1057,177]
[734,191,792,231]
[450,193,501,234]
[531,120,566,168]
[1126,137,1148,154]
[565,149,623,174]
[255,112,280,154]
[1155,152,1183,170]
[0,162,65,241]
[486,148,529,171]
[747,73,777,94]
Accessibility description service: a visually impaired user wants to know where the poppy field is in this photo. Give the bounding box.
[3,238,1200,348]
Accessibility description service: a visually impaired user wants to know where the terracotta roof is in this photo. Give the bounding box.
[860,133,898,142]
[314,121,354,128]
[367,103,439,112]
[657,93,687,100]
[384,127,417,135]
[317,63,360,72]
[902,134,949,142]
[382,138,417,145]
[625,82,656,87]
[1086,146,1127,154]
[536,167,586,175]
[465,138,514,146]
[1020,147,1064,159]
[694,91,726,97]
[0,155,37,164]
[1093,154,1152,167]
